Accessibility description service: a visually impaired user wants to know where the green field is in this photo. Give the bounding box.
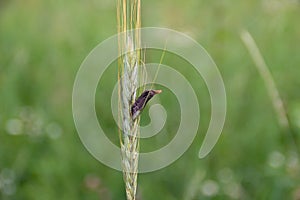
[1,0,300,199]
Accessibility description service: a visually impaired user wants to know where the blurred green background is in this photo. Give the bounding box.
[1,0,300,199]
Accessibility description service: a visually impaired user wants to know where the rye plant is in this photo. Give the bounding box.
[117,0,141,199]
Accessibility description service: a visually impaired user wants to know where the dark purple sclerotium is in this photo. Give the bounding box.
[131,90,162,120]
